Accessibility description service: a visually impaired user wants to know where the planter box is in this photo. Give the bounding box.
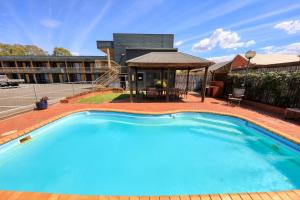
[36,101,48,110]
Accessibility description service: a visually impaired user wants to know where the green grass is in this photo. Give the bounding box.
[77,93,129,104]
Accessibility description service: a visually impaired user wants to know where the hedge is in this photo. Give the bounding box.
[225,71,300,108]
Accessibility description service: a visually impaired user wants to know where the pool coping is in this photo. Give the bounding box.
[1,108,300,147]
[1,108,300,199]
[0,189,300,199]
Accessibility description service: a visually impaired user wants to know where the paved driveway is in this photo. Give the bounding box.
[0,83,92,113]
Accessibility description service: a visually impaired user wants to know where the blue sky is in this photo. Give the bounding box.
[0,0,299,61]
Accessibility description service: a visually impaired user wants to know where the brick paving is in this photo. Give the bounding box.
[0,95,300,199]
[1,96,299,144]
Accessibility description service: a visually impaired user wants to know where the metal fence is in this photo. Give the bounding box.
[175,74,212,91]
[0,82,93,118]
[225,72,300,108]
[232,62,300,74]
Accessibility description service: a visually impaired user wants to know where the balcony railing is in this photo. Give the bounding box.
[0,66,112,74]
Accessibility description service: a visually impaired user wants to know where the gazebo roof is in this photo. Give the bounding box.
[126,52,213,69]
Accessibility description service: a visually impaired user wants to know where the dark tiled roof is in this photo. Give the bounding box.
[127,52,211,64]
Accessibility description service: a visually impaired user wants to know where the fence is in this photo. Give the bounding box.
[175,74,202,91]
[0,82,93,118]
[225,71,300,108]
[232,62,300,74]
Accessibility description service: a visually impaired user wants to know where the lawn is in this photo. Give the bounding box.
[77,93,129,104]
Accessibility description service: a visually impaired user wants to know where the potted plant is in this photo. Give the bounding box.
[36,96,49,110]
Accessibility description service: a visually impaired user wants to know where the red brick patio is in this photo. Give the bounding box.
[1,96,300,200]
[1,97,300,144]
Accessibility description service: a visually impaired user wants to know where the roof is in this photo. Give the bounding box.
[191,61,229,73]
[0,55,107,62]
[208,61,231,71]
[126,47,177,51]
[126,52,213,69]
[240,54,300,65]
[113,33,174,36]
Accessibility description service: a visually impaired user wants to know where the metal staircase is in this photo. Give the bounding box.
[92,64,120,88]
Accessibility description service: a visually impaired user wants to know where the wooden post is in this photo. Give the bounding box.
[81,61,86,82]
[186,68,190,91]
[211,71,214,81]
[15,60,22,79]
[160,69,164,88]
[65,61,70,82]
[201,67,208,102]
[47,61,53,83]
[22,62,30,83]
[166,68,170,102]
[135,67,138,97]
[90,62,95,81]
[129,67,133,103]
[107,48,111,69]
[30,60,38,83]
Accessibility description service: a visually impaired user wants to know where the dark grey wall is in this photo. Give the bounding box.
[113,33,174,63]
[125,48,177,61]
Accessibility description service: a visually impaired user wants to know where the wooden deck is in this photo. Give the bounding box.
[0,190,300,200]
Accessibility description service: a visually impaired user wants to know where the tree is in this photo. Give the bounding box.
[24,45,47,55]
[0,43,47,56]
[52,47,72,56]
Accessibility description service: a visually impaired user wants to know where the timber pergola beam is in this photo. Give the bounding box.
[127,52,213,103]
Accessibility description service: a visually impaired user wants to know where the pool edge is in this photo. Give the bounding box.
[0,189,299,199]
[0,108,299,147]
[1,109,300,199]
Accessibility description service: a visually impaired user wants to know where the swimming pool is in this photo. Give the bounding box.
[0,111,299,195]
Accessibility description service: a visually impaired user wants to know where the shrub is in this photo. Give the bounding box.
[225,71,300,108]
[155,80,167,88]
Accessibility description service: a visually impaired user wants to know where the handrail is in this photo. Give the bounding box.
[0,67,112,73]
[92,64,120,88]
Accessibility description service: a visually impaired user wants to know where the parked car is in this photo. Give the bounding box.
[0,75,24,87]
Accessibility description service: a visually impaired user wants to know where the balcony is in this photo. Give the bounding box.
[0,66,111,74]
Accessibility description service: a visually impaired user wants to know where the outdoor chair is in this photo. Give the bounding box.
[146,87,159,99]
[228,88,245,106]
[169,88,180,100]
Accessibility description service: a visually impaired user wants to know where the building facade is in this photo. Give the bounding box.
[1,33,181,86]
[97,33,178,89]
[0,56,119,83]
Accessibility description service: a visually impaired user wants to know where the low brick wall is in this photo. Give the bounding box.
[243,99,286,115]
[60,88,123,103]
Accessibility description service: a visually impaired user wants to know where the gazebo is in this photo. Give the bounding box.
[126,52,213,102]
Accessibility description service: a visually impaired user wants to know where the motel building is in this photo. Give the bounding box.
[0,56,119,84]
[0,33,183,88]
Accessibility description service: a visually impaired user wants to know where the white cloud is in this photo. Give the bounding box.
[40,19,61,29]
[177,3,300,45]
[174,41,183,47]
[207,54,236,63]
[261,42,300,54]
[192,28,255,51]
[274,20,300,34]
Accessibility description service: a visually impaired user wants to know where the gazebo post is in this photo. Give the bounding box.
[186,68,190,91]
[160,68,164,88]
[166,68,170,102]
[201,66,208,102]
[129,67,133,103]
[135,67,138,97]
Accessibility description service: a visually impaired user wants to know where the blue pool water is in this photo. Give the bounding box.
[0,111,300,195]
